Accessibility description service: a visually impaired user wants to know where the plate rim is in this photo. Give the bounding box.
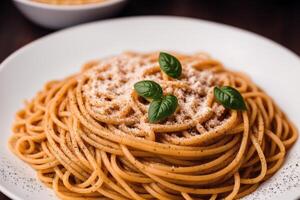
[1,15,300,200]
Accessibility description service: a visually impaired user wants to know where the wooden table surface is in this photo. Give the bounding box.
[1,0,300,199]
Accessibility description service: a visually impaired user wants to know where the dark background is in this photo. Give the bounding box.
[2,0,300,62]
[1,0,300,199]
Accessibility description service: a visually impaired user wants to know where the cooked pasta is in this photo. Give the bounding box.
[9,52,298,200]
[31,0,106,5]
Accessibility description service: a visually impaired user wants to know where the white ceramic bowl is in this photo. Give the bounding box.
[13,0,127,29]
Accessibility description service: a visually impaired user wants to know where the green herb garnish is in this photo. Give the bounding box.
[159,52,182,79]
[214,86,247,110]
[148,95,178,123]
[133,52,182,123]
[134,80,163,100]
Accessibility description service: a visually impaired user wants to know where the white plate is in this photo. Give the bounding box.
[0,16,300,200]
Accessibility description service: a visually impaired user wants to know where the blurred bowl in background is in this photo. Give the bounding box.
[13,0,127,29]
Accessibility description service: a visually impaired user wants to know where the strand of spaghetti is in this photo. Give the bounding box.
[240,135,267,184]
[224,172,240,200]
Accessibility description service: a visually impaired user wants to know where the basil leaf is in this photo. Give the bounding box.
[148,95,178,123]
[134,80,163,100]
[214,86,247,110]
[159,52,182,79]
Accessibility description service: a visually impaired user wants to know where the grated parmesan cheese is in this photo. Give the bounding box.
[82,52,226,131]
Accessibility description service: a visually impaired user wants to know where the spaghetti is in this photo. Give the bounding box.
[31,0,106,5]
[9,52,298,200]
